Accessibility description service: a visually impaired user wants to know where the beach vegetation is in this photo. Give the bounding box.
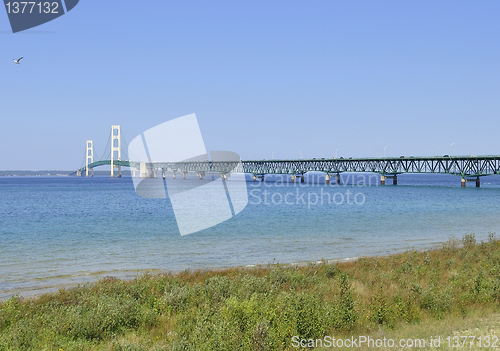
[1,233,499,350]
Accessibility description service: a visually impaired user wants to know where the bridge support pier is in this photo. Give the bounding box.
[291,175,296,183]
[336,173,340,184]
[139,162,156,178]
[197,172,205,180]
[381,174,398,185]
[325,174,330,184]
[253,175,257,181]
[300,175,304,183]
[76,170,81,177]
[461,177,481,187]
[172,171,176,179]
[181,171,187,179]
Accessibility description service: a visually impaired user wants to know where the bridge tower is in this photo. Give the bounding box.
[111,125,121,177]
[86,140,94,177]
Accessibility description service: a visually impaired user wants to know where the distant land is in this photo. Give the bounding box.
[0,170,132,177]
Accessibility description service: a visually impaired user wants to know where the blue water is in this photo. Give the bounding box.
[1,173,500,300]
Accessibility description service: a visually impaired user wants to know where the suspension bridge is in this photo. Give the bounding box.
[74,125,500,187]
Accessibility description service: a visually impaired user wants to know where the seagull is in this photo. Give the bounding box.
[13,57,23,64]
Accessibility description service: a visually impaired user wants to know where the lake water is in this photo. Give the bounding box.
[1,173,500,300]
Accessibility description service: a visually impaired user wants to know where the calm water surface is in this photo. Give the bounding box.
[1,173,500,299]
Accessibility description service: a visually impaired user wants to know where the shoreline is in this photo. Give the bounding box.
[0,257,362,301]
[1,241,444,302]
[1,233,485,302]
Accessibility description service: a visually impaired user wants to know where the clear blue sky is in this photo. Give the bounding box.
[1,1,499,170]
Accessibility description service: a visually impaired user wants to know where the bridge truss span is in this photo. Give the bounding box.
[241,156,500,178]
[74,128,500,188]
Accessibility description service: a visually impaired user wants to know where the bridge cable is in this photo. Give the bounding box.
[120,130,141,163]
[120,132,135,161]
[98,131,111,161]
[80,148,86,170]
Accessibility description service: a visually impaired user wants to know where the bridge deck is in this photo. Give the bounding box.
[75,156,500,178]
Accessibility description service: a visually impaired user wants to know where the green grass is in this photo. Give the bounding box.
[1,233,500,350]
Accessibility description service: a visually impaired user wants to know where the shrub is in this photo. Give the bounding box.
[419,287,452,319]
[463,233,476,249]
[332,273,358,331]
[393,295,420,323]
[158,284,192,314]
[369,290,395,329]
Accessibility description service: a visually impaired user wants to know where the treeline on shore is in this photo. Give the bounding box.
[1,233,499,350]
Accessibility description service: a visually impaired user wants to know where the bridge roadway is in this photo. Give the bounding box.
[75,155,500,187]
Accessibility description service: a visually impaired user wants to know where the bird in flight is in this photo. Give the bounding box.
[13,57,23,64]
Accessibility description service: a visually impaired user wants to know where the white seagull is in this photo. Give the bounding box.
[13,57,23,64]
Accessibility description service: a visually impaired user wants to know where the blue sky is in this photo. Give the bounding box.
[1,1,499,170]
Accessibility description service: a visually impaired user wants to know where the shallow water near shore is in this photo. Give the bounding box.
[1,173,500,300]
